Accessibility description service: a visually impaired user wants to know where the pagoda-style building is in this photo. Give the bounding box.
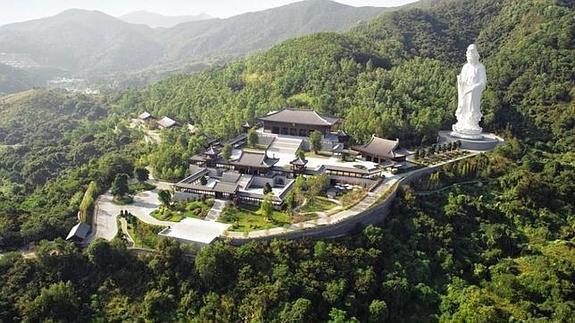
[352,136,407,163]
[258,108,340,136]
[290,157,308,175]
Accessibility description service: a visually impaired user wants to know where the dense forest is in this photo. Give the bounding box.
[0,90,146,248]
[0,0,573,321]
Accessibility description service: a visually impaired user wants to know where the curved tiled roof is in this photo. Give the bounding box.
[352,136,400,159]
[290,157,308,166]
[230,151,277,168]
[257,108,339,126]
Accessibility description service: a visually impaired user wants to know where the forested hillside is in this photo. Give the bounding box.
[0,0,573,321]
[123,0,572,150]
[0,90,144,248]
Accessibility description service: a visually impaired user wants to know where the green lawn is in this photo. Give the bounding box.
[219,205,291,232]
[124,215,165,249]
[151,209,184,222]
[298,197,337,213]
[151,199,214,222]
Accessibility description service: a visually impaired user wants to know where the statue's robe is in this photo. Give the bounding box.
[455,62,486,133]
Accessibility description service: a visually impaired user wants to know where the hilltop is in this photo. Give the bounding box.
[119,10,212,28]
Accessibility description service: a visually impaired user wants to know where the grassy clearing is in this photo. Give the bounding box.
[122,214,164,249]
[291,212,318,223]
[151,209,183,222]
[219,205,290,232]
[298,197,337,213]
[151,199,214,222]
[338,188,368,208]
[415,150,470,166]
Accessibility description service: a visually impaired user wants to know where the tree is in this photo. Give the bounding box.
[110,173,129,197]
[295,147,306,160]
[263,182,272,195]
[143,289,175,321]
[307,174,330,199]
[200,176,208,185]
[369,300,388,323]
[158,190,172,208]
[247,127,258,148]
[23,281,81,322]
[259,193,274,221]
[456,140,462,149]
[279,298,314,322]
[309,130,322,153]
[328,308,359,323]
[134,167,149,182]
[195,241,236,289]
[221,144,232,160]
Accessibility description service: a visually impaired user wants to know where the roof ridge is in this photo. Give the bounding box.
[312,110,332,125]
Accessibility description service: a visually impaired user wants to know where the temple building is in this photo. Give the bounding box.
[258,108,340,136]
[352,136,407,163]
[176,109,412,208]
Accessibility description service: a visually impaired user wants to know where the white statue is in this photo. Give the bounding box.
[452,44,487,139]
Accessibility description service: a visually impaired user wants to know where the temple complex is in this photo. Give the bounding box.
[176,108,411,207]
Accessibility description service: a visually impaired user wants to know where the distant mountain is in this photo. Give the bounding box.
[0,0,405,94]
[158,0,392,64]
[0,64,35,95]
[0,9,163,75]
[119,10,212,28]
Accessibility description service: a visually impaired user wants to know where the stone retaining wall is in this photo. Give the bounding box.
[225,188,398,245]
[223,153,478,245]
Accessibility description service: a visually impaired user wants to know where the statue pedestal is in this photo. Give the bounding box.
[438,130,502,151]
[451,124,484,140]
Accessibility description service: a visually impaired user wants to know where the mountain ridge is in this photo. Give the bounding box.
[0,0,399,84]
[119,10,213,28]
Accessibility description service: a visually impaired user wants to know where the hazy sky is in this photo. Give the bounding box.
[0,0,418,26]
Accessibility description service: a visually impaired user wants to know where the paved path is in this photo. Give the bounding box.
[205,199,228,221]
[85,193,119,243]
[119,218,135,247]
[86,150,484,244]
[86,182,175,244]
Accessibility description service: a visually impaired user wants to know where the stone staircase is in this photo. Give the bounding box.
[205,199,228,221]
[267,136,303,156]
